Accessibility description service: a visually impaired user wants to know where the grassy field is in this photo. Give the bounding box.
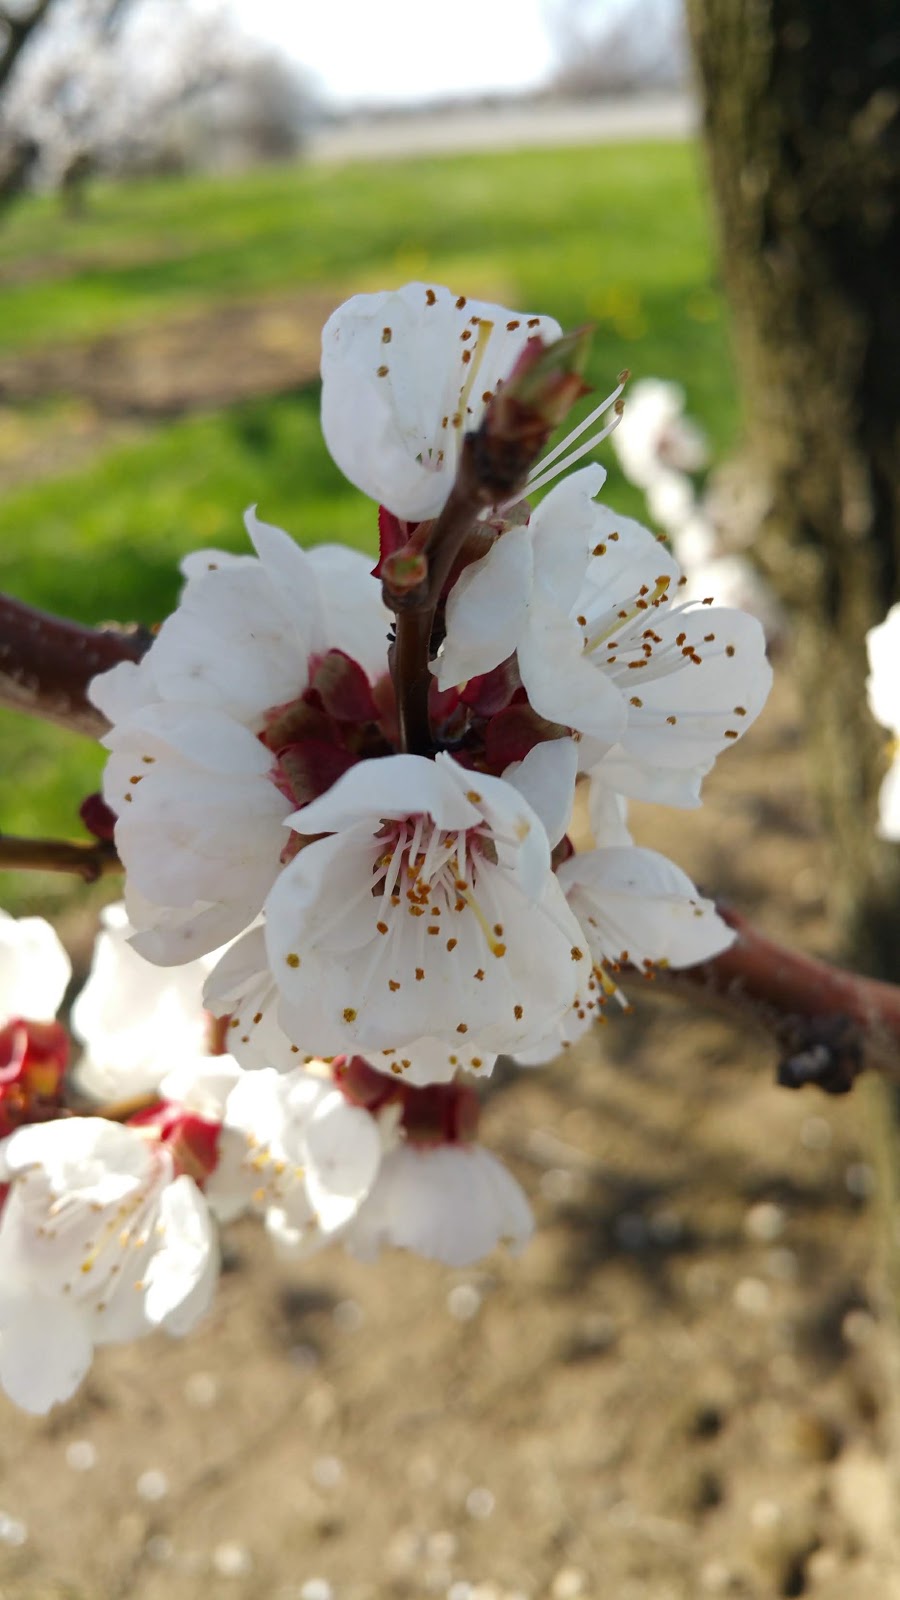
[0,138,736,912]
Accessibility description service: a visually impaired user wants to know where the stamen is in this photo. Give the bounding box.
[455,318,494,424]
[523,379,626,492]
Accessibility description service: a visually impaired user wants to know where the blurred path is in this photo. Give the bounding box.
[309,92,696,163]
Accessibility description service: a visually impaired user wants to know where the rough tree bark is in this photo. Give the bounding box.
[686,0,900,973]
[686,0,900,1483]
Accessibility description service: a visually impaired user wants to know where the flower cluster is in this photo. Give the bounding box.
[0,905,531,1413]
[0,283,774,1412]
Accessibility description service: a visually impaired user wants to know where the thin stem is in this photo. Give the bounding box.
[393,610,434,755]
[0,833,121,882]
[0,593,151,739]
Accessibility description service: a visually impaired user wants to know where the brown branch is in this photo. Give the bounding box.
[0,833,121,881]
[636,905,900,1090]
[0,593,151,738]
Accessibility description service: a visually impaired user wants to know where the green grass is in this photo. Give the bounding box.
[0,138,735,914]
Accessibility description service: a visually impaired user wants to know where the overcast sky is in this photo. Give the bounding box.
[230,0,557,105]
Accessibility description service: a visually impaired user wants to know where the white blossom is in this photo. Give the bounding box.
[204,929,501,1088]
[437,467,772,806]
[204,1064,387,1248]
[0,911,71,1025]
[0,1117,218,1414]
[866,602,900,839]
[260,751,588,1061]
[71,901,221,1101]
[344,1142,533,1268]
[320,282,562,521]
[91,509,390,963]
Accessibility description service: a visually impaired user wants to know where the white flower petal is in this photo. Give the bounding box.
[435,525,533,689]
[502,737,578,850]
[321,283,561,520]
[529,464,608,614]
[0,1297,93,1415]
[303,1092,383,1232]
[72,900,216,1101]
[0,912,71,1023]
[285,751,479,838]
[345,1142,533,1267]
[517,597,627,741]
[308,543,391,684]
[867,603,900,735]
[877,755,900,840]
[558,845,733,968]
[587,776,632,848]
[143,1176,219,1333]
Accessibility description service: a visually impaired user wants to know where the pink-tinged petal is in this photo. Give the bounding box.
[0,1297,93,1415]
[558,845,734,969]
[435,525,533,689]
[529,464,607,614]
[502,737,578,851]
[518,597,628,743]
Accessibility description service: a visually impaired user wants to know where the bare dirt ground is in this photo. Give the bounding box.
[0,291,336,423]
[1,668,899,1600]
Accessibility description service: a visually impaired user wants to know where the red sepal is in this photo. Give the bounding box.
[129,1102,222,1184]
[0,1018,69,1136]
[483,704,569,770]
[374,506,419,579]
[278,740,359,809]
[308,649,379,723]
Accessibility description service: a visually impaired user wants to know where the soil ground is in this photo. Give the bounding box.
[1,669,898,1600]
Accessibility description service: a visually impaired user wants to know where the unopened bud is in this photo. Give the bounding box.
[380,545,429,594]
[491,327,593,432]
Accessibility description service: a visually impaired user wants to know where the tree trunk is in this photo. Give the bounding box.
[685,0,900,972]
[686,0,900,1502]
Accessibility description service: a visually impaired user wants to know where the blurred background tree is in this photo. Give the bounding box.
[686,0,900,980]
[0,0,318,213]
[544,0,688,97]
